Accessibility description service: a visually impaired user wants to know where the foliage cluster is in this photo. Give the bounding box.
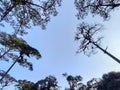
[14,72,120,90]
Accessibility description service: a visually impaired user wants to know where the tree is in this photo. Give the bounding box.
[0,32,41,82]
[35,75,59,90]
[74,0,120,64]
[97,72,120,90]
[75,22,120,64]
[63,73,85,90]
[15,75,59,90]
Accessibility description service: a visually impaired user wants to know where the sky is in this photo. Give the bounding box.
[1,0,120,90]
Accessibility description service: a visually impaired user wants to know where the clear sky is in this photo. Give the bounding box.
[1,0,120,90]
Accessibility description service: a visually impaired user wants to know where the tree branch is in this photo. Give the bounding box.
[0,48,11,59]
[0,55,21,82]
[92,41,120,64]
[24,1,45,9]
[0,4,15,22]
[85,3,120,8]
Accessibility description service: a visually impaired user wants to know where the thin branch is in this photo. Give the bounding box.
[85,3,120,8]
[0,48,11,59]
[92,41,120,64]
[0,4,15,22]
[24,1,45,9]
[0,55,21,82]
[100,3,120,7]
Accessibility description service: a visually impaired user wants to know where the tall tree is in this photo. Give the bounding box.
[0,32,41,82]
[75,22,120,64]
[15,80,35,90]
[74,0,120,64]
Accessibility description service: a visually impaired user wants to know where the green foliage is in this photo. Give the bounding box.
[0,32,41,59]
[35,75,59,90]
[0,0,62,35]
[15,72,120,90]
[15,80,35,90]
[63,73,83,90]
[97,72,120,90]
[63,72,120,90]
[74,0,120,20]
[15,75,59,90]
[0,70,17,90]
[0,31,41,71]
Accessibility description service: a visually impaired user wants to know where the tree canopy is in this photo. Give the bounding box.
[74,0,120,20]
[0,0,62,34]
[15,75,59,90]
[14,71,120,90]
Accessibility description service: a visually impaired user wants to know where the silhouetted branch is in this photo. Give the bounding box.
[0,70,17,90]
[0,4,15,22]
[0,55,21,83]
[24,1,44,8]
[85,3,120,8]
[92,41,120,64]
[0,48,11,59]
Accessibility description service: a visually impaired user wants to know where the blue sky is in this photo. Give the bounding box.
[1,0,120,90]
